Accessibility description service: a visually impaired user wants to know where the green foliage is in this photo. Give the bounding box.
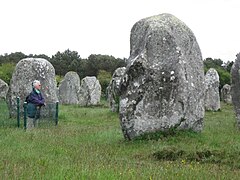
[50,49,81,76]
[84,54,126,77]
[0,51,126,86]
[0,63,16,84]
[55,75,64,87]
[216,67,231,88]
[204,58,231,89]
[0,52,27,65]
[204,58,223,70]
[225,61,234,72]
[97,70,112,96]
[27,54,51,61]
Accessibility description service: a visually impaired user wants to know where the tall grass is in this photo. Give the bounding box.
[1,100,240,179]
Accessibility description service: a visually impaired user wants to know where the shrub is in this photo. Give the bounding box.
[0,63,16,84]
[97,70,112,97]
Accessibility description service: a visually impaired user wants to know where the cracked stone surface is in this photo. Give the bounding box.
[107,67,126,112]
[119,13,205,140]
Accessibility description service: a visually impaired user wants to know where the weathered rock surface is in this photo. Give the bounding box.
[108,67,126,112]
[79,76,101,106]
[221,84,232,104]
[119,13,205,140]
[6,58,58,117]
[231,53,240,127]
[59,71,80,104]
[204,68,220,111]
[0,79,8,99]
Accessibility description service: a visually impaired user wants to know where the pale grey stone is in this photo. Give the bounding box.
[59,71,80,104]
[204,68,221,111]
[119,13,205,140]
[231,53,240,128]
[0,79,8,100]
[6,58,58,118]
[108,67,126,112]
[79,76,101,106]
[221,84,232,104]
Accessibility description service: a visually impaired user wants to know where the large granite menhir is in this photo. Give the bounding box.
[231,53,240,128]
[6,58,58,118]
[119,13,205,140]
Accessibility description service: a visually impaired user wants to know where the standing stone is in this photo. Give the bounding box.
[108,67,126,112]
[119,13,205,140]
[6,58,58,118]
[204,68,221,111]
[0,79,8,100]
[59,71,80,104]
[79,76,101,106]
[231,53,240,128]
[221,84,232,104]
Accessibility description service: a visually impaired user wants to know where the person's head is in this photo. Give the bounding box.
[32,80,41,90]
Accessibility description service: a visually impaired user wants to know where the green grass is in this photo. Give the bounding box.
[1,100,240,179]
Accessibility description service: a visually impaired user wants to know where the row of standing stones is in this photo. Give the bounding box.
[108,67,231,112]
[0,66,231,114]
[0,13,239,140]
[3,58,101,119]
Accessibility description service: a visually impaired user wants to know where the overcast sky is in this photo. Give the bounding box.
[1,0,240,62]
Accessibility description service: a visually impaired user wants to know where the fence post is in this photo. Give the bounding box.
[55,101,59,125]
[17,97,20,128]
[23,102,27,130]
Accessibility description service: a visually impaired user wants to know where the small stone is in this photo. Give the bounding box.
[204,68,220,111]
[0,79,8,100]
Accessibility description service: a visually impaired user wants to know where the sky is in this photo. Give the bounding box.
[1,0,240,62]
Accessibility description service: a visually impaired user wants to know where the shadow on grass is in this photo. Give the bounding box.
[153,147,240,169]
[132,129,199,141]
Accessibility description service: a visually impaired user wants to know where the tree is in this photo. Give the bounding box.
[0,63,16,84]
[50,49,81,76]
[203,58,231,89]
[0,52,27,65]
[223,61,234,72]
[84,54,127,77]
[204,58,223,70]
[97,70,112,97]
[84,54,100,76]
[27,54,51,61]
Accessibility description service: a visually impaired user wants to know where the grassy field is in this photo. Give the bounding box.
[1,100,240,179]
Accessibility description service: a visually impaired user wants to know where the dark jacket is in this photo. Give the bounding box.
[26,88,45,118]
[26,88,45,106]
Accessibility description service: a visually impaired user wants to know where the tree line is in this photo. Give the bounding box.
[0,50,127,95]
[0,50,234,94]
[203,57,233,90]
